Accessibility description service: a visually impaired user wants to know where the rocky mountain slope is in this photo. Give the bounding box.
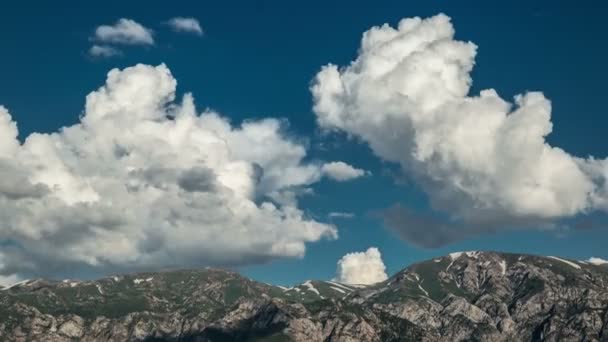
[1,251,607,341]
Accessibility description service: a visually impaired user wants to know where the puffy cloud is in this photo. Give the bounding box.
[334,247,388,285]
[322,161,368,181]
[94,18,154,45]
[166,17,203,36]
[587,257,608,265]
[312,14,608,246]
[329,212,355,219]
[88,45,122,58]
[0,64,338,279]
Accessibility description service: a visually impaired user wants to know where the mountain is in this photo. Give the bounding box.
[1,251,607,341]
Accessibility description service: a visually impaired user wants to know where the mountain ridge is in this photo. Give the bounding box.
[1,251,607,341]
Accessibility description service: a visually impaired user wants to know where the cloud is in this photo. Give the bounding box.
[381,204,474,248]
[88,45,122,58]
[312,14,608,246]
[94,18,154,45]
[166,17,203,36]
[334,247,388,285]
[329,212,355,219]
[587,257,608,265]
[322,161,368,181]
[0,64,338,279]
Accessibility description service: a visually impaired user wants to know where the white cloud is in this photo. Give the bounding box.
[89,45,122,58]
[166,17,203,36]
[0,64,338,279]
[312,14,608,242]
[587,257,608,265]
[322,161,368,181]
[329,212,355,219]
[94,18,154,45]
[334,247,388,285]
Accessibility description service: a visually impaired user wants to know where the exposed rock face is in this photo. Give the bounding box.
[0,252,607,341]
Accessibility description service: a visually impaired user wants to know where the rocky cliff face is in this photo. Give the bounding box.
[1,251,607,341]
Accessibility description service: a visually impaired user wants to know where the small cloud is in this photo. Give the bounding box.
[322,161,369,182]
[88,45,122,58]
[94,18,154,45]
[166,17,203,36]
[334,247,388,285]
[587,257,608,265]
[329,212,355,219]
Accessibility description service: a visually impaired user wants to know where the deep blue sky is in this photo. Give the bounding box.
[1,0,607,285]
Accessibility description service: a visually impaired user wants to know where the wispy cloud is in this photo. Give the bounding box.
[322,161,369,182]
[94,18,154,45]
[88,45,122,58]
[329,212,355,219]
[166,17,203,36]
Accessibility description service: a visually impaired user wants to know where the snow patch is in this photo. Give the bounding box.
[548,256,582,270]
[96,284,104,295]
[465,251,480,259]
[449,252,464,260]
[1,279,31,290]
[433,259,441,263]
[499,260,507,275]
[417,283,429,297]
[326,281,353,292]
[330,286,346,294]
[302,280,320,296]
[133,278,144,284]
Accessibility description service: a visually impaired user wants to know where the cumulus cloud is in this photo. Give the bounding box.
[0,64,338,279]
[94,18,154,45]
[334,247,388,285]
[587,257,608,265]
[322,161,368,181]
[166,17,203,36]
[88,45,122,58]
[312,14,608,246]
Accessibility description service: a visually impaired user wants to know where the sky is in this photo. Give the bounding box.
[0,0,607,286]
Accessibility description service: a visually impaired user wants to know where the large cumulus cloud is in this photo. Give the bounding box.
[312,14,608,246]
[0,64,348,280]
[334,247,388,285]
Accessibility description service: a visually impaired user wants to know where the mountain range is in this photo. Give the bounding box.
[1,251,607,341]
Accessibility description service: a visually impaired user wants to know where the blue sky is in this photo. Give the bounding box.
[0,0,607,286]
